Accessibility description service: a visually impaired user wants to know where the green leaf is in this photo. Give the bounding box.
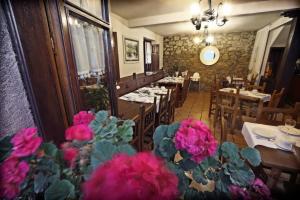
[206,170,218,181]
[224,163,255,187]
[221,142,239,159]
[91,141,117,169]
[34,172,48,193]
[192,167,208,185]
[158,138,177,160]
[117,123,134,143]
[180,150,192,159]
[179,158,197,171]
[216,171,232,193]
[153,125,168,147]
[166,122,180,138]
[41,143,58,157]
[240,147,261,167]
[0,136,12,162]
[200,157,221,171]
[44,179,75,200]
[89,111,108,134]
[167,162,189,195]
[116,144,136,155]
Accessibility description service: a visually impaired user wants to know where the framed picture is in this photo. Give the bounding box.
[123,37,139,62]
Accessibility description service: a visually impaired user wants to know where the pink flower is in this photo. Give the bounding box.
[65,124,93,141]
[73,111,95,125]
[229,185,251,200]
[83,152,179,200]
[0,156,30,199]
[62,147,79,168]
[11,128,42,157]
[251,178,271,199]
[174,119,217,163]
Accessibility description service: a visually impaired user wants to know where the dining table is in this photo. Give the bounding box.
[242,122,300,188]
[219,88,271,102]
[156,76,185,86]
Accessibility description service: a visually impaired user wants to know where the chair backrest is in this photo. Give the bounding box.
[158,92,169,118]
[130,106,143,151]
[245,82,266,92]
[267,88,285,108]
[256,102,300,126]
[168,88,176,123]
[192,72,200,78]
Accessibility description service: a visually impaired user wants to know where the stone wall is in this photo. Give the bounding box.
[163,32,256,89]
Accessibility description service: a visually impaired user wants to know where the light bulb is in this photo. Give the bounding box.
[190,3,201,16]
[68,17,73,25]
[206,35,214,44]
[222,3,232,16]
[193,37,201,44]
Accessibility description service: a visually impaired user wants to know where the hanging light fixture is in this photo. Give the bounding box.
[190,0,231,30]
[193,25,214,45]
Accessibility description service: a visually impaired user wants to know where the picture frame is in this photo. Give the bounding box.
[123,37,139,63]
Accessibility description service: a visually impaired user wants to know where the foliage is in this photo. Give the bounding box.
[81,84,109,112]
[0,110,135,200]
[153,119,269,200]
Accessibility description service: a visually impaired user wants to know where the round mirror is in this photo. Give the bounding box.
[200,46,220,65]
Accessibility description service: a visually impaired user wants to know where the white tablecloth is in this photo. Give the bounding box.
[157,76,184,86]
[242,122,300,151]
[119,92,161,112]
[219,88,271,102]
[242,122,280,149]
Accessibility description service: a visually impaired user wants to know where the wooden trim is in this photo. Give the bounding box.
[2,0,44,134]
[64,0,110,26]
[112,32,120,81]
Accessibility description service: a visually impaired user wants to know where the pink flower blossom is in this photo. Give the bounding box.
[229,185,251,200]
[65,124,93,141]
[83,152,179,200]
[73,111,95,125]
[62,146,79,168]
[251,178,271,199]
[11,128,42,157]
[174,119,217,163]
[0,156,30,199]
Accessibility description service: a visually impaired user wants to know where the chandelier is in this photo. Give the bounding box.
[190,0,230,30]
[193,25,214,45]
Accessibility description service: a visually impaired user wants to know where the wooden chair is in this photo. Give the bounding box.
[267,88,285,108]
[166,88,176,124]
[245,82,267,92]
[156,91,169,126]
[220,105,239,143]
[256,102,300,126]
[208,75,221,117]
[130,106,143,151]
[141,97,157,151]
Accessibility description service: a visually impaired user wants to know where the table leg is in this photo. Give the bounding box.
[267,168,282,189]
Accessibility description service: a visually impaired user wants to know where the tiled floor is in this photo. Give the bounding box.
[174,91,247,147]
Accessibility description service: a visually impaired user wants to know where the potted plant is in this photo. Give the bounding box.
[152,119,271,200]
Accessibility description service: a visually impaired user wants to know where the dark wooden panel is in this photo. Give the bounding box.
[10,0,68,143]
[112,32,120,81]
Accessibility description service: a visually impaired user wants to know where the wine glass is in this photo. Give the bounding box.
[285,118,296,128]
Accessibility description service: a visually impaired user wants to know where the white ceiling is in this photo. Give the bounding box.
[146,12,281,35]
[110,0,300,36]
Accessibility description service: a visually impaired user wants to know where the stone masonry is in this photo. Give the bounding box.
[163,32,256,90]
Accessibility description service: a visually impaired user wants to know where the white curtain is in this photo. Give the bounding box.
[69,16,106,79]
[69,0,102,19]
[145,42,152,64]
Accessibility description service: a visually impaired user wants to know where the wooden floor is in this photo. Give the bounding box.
[174,91,247,147]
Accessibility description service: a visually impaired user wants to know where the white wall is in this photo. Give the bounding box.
[111,13,164,78]
[248,16,292,81]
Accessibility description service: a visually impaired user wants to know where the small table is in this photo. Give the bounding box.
[157,76,185,86]
[219,88,271,102]
[242,122,300,188]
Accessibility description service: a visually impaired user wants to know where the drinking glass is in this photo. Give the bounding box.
[285,118,296,128]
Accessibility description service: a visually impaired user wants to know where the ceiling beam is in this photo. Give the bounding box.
[128,0,300,28]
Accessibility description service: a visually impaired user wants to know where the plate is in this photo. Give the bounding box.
[252,127,276,139]
[278,126,300,137]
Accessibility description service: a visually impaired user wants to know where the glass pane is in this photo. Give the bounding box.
[68,15,110,112]
[68,0,103,19]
